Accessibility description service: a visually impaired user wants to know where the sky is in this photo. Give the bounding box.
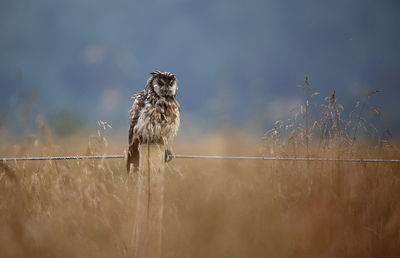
[1,0,399,137]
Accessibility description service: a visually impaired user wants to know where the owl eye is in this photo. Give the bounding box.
[157,79,165,86]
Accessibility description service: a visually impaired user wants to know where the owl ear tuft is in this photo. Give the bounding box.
[151,70,161,76]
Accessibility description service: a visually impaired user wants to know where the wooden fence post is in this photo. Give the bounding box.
[134,143,165,258]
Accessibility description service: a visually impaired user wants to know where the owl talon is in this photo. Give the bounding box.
[165,149,173,162]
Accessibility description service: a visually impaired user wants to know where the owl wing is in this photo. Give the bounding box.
[127,91,145,173]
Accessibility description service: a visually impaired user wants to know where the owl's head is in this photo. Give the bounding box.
[147,71,178,98]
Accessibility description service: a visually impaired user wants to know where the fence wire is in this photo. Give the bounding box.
[1,154,399,163]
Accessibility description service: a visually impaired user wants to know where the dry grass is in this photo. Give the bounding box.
[0,129,399,258]
[1,83,400,257]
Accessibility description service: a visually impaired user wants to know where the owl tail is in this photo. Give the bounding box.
[127,139,139,174]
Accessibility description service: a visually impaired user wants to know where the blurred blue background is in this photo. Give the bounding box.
[1,0,399,137]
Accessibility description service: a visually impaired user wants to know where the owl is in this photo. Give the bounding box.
[127,71,180,173]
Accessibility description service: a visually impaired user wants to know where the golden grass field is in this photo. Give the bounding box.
[0,127,399,258]
[1,86,400,257]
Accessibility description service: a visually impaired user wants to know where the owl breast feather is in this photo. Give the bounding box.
[134,98,180,144]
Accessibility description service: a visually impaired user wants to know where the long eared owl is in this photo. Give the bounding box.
[127,71,180,173]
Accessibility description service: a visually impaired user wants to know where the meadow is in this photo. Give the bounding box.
[1,84,400,258]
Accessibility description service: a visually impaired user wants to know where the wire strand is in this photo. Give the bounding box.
[172,155,400,163]
[0,155,124,161]
[0,154,399,163]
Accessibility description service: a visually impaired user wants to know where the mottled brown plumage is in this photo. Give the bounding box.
[127,71,180,173]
